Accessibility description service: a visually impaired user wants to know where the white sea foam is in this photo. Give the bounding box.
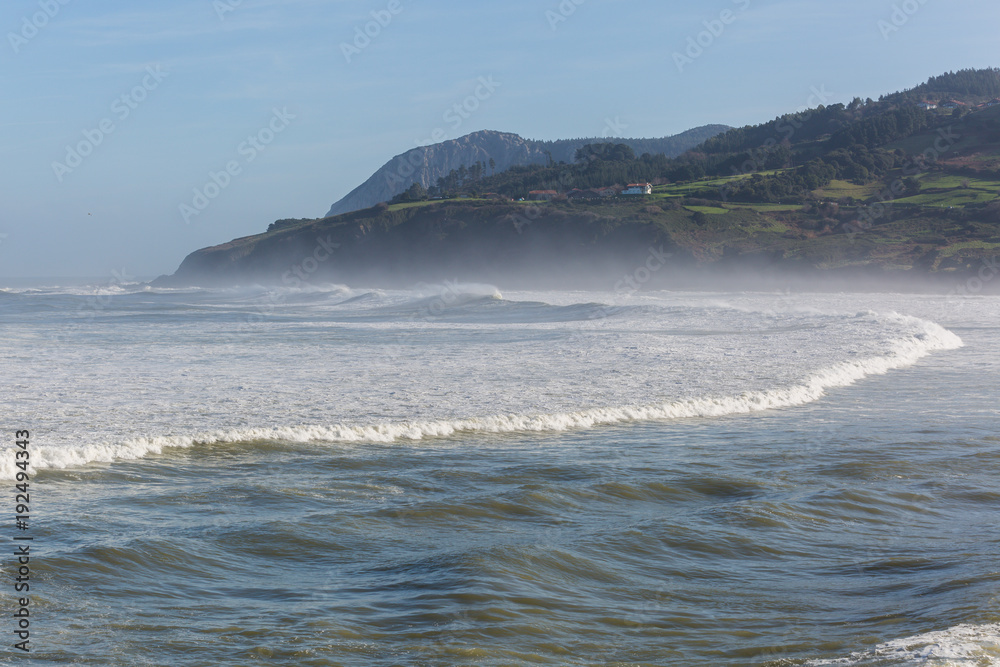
[808,623,1000,665]
[0,311,962,479]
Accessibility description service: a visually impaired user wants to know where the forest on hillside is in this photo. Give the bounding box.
[389,68,1000,206]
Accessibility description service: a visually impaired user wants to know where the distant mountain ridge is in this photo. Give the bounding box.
[325,126,729,216]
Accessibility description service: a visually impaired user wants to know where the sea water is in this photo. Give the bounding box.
[0,282,997,665]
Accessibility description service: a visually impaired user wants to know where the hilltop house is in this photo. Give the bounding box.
[917,102,938,110]
[622,183,653,196]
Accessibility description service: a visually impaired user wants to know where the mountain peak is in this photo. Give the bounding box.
[324,126,728,217]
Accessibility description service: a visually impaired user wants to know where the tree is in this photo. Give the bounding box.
[390,182,428,204]
[764,143,792,170]
[409,182,427,200]
[575,143,636,163]
[489,157,496,175]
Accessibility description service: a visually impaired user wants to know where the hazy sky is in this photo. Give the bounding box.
[2,0,998,279]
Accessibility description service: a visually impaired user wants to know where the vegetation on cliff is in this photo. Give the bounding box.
[162,69,1000,289]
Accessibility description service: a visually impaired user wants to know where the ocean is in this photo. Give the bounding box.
[1,281,998,666]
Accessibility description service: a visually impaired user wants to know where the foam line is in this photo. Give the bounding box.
[807,623,1000,665]
[0,315,963,479]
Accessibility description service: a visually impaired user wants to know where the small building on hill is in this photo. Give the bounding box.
[622,183,653,196]
[917,102,938,110]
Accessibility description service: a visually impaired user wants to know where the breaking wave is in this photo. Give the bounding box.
[808,623,1000,666]
[0,314,962,479]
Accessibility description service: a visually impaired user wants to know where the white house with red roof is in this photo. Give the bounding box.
[622,183,653,196]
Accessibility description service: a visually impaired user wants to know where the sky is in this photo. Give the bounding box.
[1,0,998,279]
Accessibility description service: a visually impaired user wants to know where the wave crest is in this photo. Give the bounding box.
[0,315,962,479]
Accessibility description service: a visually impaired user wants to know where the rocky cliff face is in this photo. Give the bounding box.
[324,127,729,217]
[326,132,543,217]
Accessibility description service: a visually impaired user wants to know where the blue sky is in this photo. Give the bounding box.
[1,0,998,278]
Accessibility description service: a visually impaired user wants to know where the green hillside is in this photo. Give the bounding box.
[161,69,1000,290]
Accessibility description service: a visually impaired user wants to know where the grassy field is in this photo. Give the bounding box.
[937,240,1000,258]
[724,203,805,212]
[888,173,1000,207]
[652,172,785,198]
[387,200,439,211]
[918,173,1000,190]
[890,190,996,207]
[685,205,730,214]
[386,198,500,211]
[887,106,1000,155]
[811,179,880,200]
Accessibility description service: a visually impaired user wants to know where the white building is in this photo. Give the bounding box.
[622,183,653,196]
